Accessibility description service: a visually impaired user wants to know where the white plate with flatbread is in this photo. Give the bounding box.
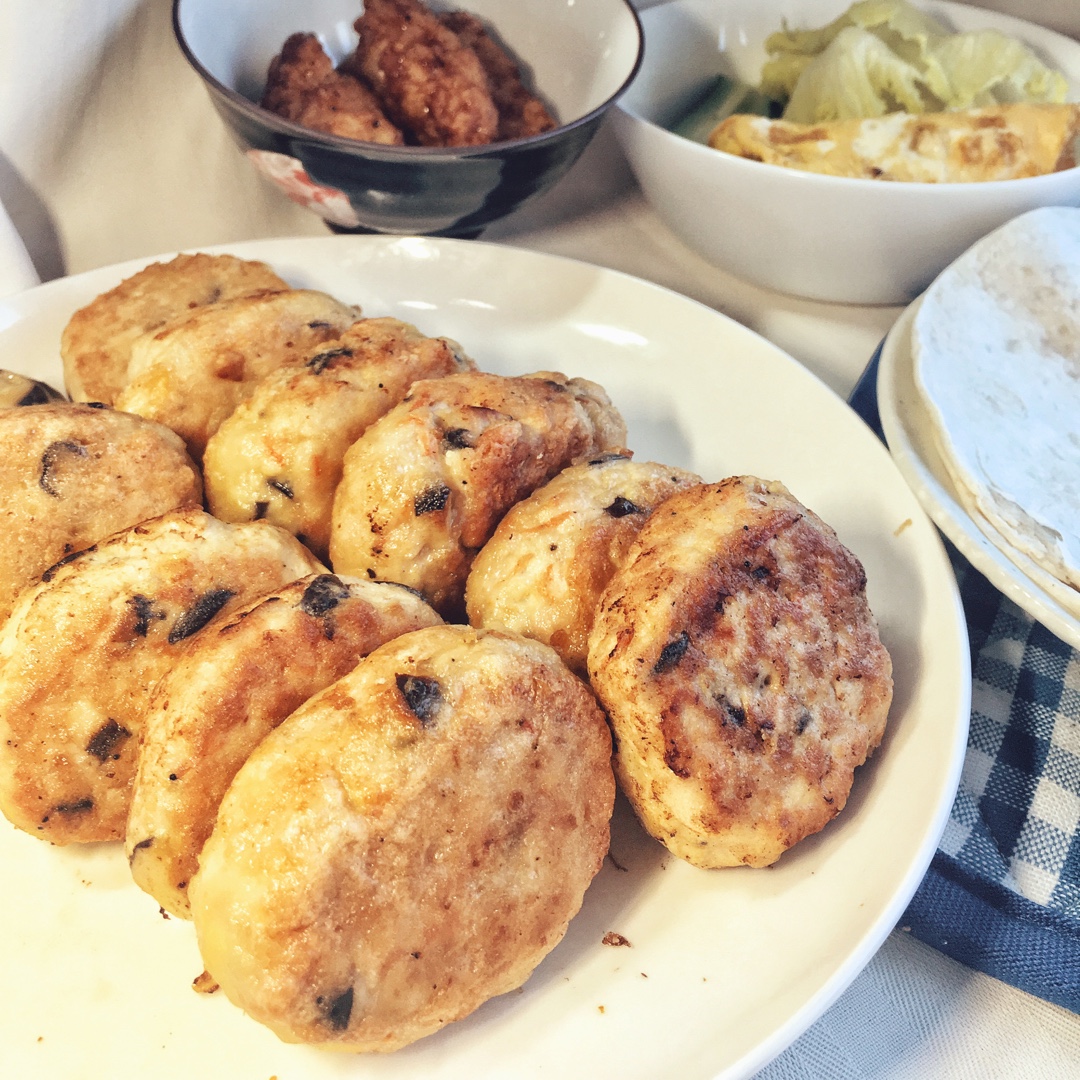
[878,208,1080,650]
[0,235,969,1080]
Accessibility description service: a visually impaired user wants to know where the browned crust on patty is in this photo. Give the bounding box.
[0,402,202,622]
[0,508,321,845]
[127,573,441,918]
[60,254,290,405]
[466,454,701,671]
[329,370,627,618]
[190,624,614,1050]
[587,476,893,868]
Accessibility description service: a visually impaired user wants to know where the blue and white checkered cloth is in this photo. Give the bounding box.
[852,353,1080,1014]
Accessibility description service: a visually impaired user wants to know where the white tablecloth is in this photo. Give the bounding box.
[2,0,1079,1075]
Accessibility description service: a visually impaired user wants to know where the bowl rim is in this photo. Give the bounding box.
[615,0,1080,191]
[171,0,645,158]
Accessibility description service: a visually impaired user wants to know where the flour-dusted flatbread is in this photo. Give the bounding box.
[912,206,1080,599]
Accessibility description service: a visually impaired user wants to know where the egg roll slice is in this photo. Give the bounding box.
[709,102,1080,181]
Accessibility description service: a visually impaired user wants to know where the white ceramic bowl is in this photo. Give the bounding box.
[174,0,642,237]
[612,0,1080,305]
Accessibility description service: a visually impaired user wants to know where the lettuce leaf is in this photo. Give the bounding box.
[760,0,1068,122]
[931,30,1068,108]
[782,26,936,122]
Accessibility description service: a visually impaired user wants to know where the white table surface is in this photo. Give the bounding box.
[1,0,1079,1075]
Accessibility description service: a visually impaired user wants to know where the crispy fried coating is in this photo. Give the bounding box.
[262,32,404,145]
[0,507,322,845]
[0,370,64,408]
[348,0,499,146]
[190,624,614,1051]
[113,288,361,459]
[440,11,557,140]
[587,477,894,869]
[203,317,474,562]
[127,574,441,918]
[0,402,202,623]
[60,254,289,405]
[329,370,627,618]
[466,454,701,672]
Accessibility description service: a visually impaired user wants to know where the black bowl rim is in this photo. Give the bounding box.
[171,0,645,159]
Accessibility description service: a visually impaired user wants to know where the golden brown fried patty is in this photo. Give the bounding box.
[348,0,499,146]
[190,624,614,1051]
[113,288,361,458]
[60,253,289,405]
[0,402,202,623]
[440,10,557,140]
[127,573,441,918]
[203,317,474,562]
[329,370,627,617]
[0,507,321,845]
[0,370,65,408]
[262,31,404,145]
[587,476,893,869]
[466,454,701,671]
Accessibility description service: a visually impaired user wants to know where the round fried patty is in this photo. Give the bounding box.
[0,507,321,845]
[60,252,289,405]
[329,370,627,618]
[128,573,441,918]
[0,402,202,623]
[113,288,360,458]
[203,316,473,562]
[587,476,893,869]
[466,454,700,672]
[191,624,614,1051]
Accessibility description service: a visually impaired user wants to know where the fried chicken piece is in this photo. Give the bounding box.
[440,11,557,140]
[347,0,499,147]
[262,32,404,145]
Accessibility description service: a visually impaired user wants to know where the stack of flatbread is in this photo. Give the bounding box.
[911,205,1080,614]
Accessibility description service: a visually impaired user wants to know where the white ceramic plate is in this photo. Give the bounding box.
[0,236,969,1079]
[878,298,1080,651]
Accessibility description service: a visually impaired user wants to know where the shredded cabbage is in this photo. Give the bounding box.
[932,30,1068,108]
[783,26,935,122]
[760,0,1068,122]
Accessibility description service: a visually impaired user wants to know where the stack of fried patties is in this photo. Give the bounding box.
[261,0,557,147]
[0,248,892,1053]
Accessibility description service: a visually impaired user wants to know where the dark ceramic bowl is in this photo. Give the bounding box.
[173,0,643,238]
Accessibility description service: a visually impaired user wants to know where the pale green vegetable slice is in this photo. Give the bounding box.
[931,30,1068,108]
[763,0,950,70]
[782,26,936,122]
[759,0,1067,122]
[760,52,815,102]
